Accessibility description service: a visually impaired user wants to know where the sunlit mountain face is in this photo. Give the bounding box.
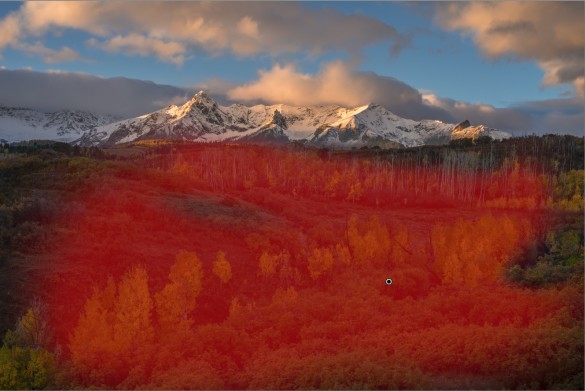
[0,1,583,390]
[0,91,511,147]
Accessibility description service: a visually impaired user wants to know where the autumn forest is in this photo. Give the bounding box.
[0,135,583,389]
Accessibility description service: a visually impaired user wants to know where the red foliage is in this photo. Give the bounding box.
[38,144,581,389]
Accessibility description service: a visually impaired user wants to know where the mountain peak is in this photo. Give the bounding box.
[195,90,209,98]
[179,90,218,114]
[270,109,287,129]
[190,90,216,105]
[453,120,471,133]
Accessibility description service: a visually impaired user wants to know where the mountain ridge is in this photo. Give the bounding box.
[95,91,511,148]
[0,106,118,143]
[0,91,512,148]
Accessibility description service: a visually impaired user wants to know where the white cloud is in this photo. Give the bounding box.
[435,2,584,96]
[90,34,186,65]
[45,47,80,64]
[0,5,84,64]
[14,42,82,64]
[226,61,539,132]
[227,61,448,121]
[237,16,259,38]
[0,14,21,53]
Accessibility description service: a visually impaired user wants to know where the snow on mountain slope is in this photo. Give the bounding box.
[310,103,456,148]
[97,92,348,145]
[99,91,511,148]
[0,91,512,148]
[247,104,349,141]
[0,106,118,143]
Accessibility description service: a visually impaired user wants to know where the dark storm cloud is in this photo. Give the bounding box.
[422,94,532,133]
[512,97,585,136]
[0,68,191,118]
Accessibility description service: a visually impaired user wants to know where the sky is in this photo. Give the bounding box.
[0,1,583,135]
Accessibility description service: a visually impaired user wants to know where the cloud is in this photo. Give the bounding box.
[422,93,532,132]
[193,77,239,105]
[226,61,583,134]
[511,97,584,136]
[0,68,191,118]
[435,2,584,96]
[227,61,451,122]
[0,66,580,135]
[0,6,84,63]
[0,14,22,60]
[89,34,186,65]
[225,61,531,131]
[0,2,406,63]
[14,42,82,64]
[540,59,585,98]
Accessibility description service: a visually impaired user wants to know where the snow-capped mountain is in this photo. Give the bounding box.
[0,106,118,143]
[0,92,511,148]
[95,91,511,148]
